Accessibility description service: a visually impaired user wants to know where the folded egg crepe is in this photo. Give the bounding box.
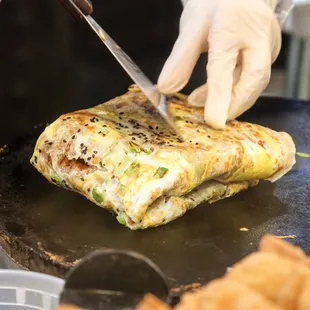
[31,86,296,229]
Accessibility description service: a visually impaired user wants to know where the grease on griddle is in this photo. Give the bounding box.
[0,144,7,153]
[171,282,202,294]
[275,235,296,239]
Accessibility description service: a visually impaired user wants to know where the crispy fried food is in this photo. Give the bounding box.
[226,252,310,310]
[175,279,281,310]
[136,236,310,310]
[136,294,171,310]
[260,235,307,265]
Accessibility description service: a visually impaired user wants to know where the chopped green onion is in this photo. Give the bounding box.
[174,92,187,101]
[157,167,168,178]
[92,188,105,204]
[296,152,310,158]
[116,213,126,225]
[115,156,132,177]
[125,162,140,177]
[144,149,153,155]
[129,142,141,154]
[50,174,63,187]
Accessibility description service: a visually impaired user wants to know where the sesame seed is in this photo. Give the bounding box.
[90,117,99,123]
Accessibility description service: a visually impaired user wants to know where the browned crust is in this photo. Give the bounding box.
[136,236,310,310]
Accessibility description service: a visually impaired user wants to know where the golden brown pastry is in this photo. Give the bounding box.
[136,236,310,309]
[31,86,295,229]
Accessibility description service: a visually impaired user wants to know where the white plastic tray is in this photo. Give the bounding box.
[0,270,64,310]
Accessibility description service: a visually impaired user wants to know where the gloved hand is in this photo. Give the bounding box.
[158,0,282,129]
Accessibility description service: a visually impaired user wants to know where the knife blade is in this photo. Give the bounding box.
[59,0,180,134]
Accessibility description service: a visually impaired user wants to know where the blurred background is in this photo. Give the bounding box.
[0,0,309,145]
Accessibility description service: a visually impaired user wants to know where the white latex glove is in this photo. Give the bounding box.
[158,0,282,129]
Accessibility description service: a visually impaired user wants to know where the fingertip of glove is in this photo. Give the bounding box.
[188,96,205,107]
[227,108,239,122]
[204,112,227,130]
[157,82,177,96]
[188,85,207,107]
[157,75,187,95]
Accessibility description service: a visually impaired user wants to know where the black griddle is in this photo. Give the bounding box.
[0,96,310,294]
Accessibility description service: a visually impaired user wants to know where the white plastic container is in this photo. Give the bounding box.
[0,270,64,310]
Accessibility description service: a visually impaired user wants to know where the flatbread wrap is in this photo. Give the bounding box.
[31,86,295,229]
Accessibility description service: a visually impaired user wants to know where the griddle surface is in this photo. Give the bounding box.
[0,96,310,292]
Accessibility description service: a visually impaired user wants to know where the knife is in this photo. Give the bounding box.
[58,0,179,134]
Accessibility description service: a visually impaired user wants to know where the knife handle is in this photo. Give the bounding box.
[57,0,93,20]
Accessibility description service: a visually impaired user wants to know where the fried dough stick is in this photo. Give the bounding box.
[137,294,172,310]
[226,252,310,310]
[260,235,309,266]
[226,236,310,310]
[175,279,281,310]
[136,236,310,310]
[137,279,280,310]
